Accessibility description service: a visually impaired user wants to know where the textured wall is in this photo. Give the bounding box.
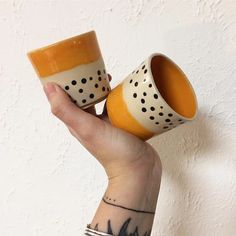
[0,0,235,235]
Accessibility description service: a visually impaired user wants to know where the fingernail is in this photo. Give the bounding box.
[43,83,56,99]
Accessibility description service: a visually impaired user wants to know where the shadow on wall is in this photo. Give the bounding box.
[149,109,217,236]
[148,20,236,235]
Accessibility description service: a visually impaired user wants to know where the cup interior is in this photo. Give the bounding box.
[151,55,197,119]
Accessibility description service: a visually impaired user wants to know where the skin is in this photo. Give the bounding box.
[43,75,162,235]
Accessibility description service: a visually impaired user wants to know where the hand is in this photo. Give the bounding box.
[43,75,162,183]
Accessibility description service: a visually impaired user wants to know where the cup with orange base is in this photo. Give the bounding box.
[106,53,198,140]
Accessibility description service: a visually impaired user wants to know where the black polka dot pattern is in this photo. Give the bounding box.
[126,59,188,134]
[63,66,110,107]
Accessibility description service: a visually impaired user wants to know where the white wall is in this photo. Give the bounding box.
[0,0,235,235]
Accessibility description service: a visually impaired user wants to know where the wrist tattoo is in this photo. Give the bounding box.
[102,195,155,214]
[86,217,151,236]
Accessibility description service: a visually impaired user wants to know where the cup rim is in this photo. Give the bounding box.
[147,53,198,121]
[27,30,95,55]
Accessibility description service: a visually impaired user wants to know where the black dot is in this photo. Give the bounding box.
[130,79,133,83]
[159,112,164,116]
[134,82,138,87]
[169,123,173,125]
[141,98,145,104]
[89,77,93,81]
[103,69,106,74]
[155,122,159,125]
[132,70,135,74]
[142,108,147,112]
[82,99,86,103]
[136,70,139,74]
[144,79,146,82]
[107,87,110,91]
[71,80,77,85]
[98,77,102,81]
[178,119,182,121]
[142,65,145,70]
[65,86,69,90]
[79,88,83,93]
[160,106,163,109]
[163,126,169,129]
[150,116,154,120]
[73,100,77,104]
[81,78,87,84]
[180,121,185,124]
[150,107,155,111]
[149,84,152,88]
[95,83,99,88]
[144,69,148,74]
[89,93,94,99]
[133,93,137,98]
[143,92,147,96]
[102,86,106,92]
[168,113,173,117]
[154,94,158,99]
[97,70,101,75]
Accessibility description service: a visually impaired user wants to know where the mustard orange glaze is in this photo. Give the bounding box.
[107,84,154,140]
[27,31,101,78]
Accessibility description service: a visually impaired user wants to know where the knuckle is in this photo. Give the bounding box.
[51,103,65,118]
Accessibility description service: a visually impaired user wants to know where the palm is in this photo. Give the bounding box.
[68,102,160,179]
[44,76,161,180]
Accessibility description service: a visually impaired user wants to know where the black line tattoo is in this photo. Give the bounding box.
[102,197,155,214]
[86,218,151,236]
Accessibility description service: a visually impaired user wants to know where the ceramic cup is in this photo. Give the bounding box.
[27,31,110,109]
[106,53,198,140]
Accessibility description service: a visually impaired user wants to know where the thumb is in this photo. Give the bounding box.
[43,82,107,142]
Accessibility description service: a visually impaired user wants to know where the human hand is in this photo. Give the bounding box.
[43,75,162,183]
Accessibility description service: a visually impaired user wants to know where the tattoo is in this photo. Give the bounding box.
[86,218,151,236]
[102,196,155,214]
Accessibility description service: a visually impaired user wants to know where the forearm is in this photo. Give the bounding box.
[87,164,161,235]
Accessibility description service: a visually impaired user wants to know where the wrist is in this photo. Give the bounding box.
[106,155,162,212]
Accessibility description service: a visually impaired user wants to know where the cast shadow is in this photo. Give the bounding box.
[147,19,236,235]
[149,108,217,235]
